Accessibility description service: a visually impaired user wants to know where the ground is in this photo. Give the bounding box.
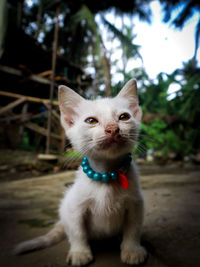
[0,154,200,267]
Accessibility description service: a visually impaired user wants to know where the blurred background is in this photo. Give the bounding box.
[1,2,200,267]
[0,0,200,178]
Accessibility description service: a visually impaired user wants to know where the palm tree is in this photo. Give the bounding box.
[102,17,142,72]
[11,0,152,96]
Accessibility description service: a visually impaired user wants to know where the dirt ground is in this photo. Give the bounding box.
[0,165,200,267]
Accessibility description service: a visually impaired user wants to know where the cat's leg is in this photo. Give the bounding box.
[62,211,93,266]
[121,198,147,265]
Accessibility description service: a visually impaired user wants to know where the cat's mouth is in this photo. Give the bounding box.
[98,135,127,150]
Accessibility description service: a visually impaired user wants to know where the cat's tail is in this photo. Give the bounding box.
[13,221,65,255]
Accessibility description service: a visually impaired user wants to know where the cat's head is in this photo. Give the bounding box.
[58,79,142,159]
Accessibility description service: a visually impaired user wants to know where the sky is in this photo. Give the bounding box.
[133,1,200,79]
[101,0,200,83]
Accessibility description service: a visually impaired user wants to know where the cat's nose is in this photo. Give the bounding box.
[105,124,120,137]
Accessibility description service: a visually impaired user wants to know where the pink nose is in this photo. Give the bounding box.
[105,123,120,137]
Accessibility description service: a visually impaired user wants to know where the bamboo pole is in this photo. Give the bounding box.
[100,39,111,97]
[0,98,25,115]
[25,122,62,140]
[46,4,60,154]
[0,64,52,85]
[0,90,58,105]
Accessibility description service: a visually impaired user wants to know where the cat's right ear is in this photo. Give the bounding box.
[117,79,142,122]
[58,85,84,127]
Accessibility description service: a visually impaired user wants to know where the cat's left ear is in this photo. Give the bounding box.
[58,85,84,127]
[117,79,142,122]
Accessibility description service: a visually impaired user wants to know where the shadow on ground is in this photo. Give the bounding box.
[0,167,200,267]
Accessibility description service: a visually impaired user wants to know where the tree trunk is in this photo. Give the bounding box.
[0,0,7,57]
[17,0,24,29]
[46,5,60,154]
[121,14,127,75]
[101,40,111,97]
[34,0,43,40]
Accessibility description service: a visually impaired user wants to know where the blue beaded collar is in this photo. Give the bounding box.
[81,153,132,183]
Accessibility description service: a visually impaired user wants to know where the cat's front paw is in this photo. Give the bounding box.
[121,245,147,265]
[66,250,93,266]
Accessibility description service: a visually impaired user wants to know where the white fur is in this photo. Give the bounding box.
[15,79,147,266]
[59,163,146,266]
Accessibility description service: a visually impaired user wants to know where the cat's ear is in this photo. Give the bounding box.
[117,79,138,100]
[58,85,84,127]
[117,79,142,122]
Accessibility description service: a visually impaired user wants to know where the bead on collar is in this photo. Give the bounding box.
[81,153,132,185]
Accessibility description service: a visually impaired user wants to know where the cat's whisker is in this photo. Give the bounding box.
[135,141,148,154]
[138,133,156,143]
[79,145,95,156]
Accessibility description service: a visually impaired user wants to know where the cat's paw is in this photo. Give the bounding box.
[66,250,93,266]
[121,245,147,265]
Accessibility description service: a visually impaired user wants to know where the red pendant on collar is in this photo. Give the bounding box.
[117,171,129,189]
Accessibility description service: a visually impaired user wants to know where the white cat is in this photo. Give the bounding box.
[14,79,147,266]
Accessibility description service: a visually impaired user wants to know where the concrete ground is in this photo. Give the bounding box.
[0,168,200,267]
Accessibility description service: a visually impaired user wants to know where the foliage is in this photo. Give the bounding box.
[137,60,200,159]
[140,119,184,157]
[160,0,200,28]
[62,151,82,158]
[111,64,200,159]
[102,17,141,61]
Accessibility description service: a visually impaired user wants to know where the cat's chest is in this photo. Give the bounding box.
[85,183,128,238]
[89,183,128,216]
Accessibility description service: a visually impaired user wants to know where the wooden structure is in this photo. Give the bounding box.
[46,4,60,154]
[0,90,65,153]
[0,21,92,153]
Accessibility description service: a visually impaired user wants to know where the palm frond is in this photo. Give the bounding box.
[101,16,142,61]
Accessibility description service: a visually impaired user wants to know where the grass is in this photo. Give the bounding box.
[62,151,82,158]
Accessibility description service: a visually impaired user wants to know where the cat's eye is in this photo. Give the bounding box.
[85,117,98,125]
[119,113,131,121]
